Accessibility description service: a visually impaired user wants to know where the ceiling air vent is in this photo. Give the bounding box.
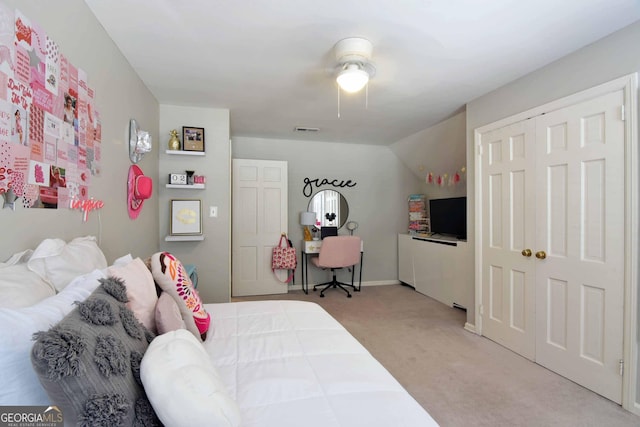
[294,126,320,133]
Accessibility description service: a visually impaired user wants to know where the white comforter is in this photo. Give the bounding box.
[202,300,438,427]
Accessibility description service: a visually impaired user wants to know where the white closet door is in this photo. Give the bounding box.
[480,119,537,360]
[534,90,625,403]
[232,159,288,296]
[479,87,627,404]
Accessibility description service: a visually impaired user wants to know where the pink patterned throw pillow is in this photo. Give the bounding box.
[150,252,210,341]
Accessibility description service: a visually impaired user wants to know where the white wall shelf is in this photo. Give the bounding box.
[165,183,205,189]
[165,150,205,156]
[165,235,205,242]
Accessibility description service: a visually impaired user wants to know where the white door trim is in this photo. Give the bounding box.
[622,75,639,414]
[473,73,638,413]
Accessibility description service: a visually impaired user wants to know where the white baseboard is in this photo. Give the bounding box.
[361,280,402,287]
[289,280,401,292]
[464,322,477,334]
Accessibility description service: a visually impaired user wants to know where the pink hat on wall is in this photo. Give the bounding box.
[127,164,152,219]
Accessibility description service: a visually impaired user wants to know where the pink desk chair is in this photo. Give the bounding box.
[312,236,362,298]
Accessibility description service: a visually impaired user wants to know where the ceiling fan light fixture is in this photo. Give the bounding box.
[336,64,369,93]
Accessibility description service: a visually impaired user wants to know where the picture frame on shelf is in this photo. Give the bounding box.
[182,126,205,152]
[170,199,202,235]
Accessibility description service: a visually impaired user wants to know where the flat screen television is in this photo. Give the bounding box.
[429,196,467,240]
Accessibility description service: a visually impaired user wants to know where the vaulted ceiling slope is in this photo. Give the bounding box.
[85,0,640,145]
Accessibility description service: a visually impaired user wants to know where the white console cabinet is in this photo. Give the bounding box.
[398,234,472,309]
[398,234,415,286]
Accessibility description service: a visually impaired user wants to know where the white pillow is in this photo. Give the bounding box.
[108,257,158,333]
[0,262,55,309]
[112,253,134,266]
[141,329,241,427]
[0,269,104,405]
[27,236,107,292]
[0,248,33,266]
[155,292,187,334]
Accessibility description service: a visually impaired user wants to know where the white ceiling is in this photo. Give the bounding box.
[84,0,640,146]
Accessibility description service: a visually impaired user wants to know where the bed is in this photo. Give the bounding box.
[201,300,437,426]
[0,237,438,426]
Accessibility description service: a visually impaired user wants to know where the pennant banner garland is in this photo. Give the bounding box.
[426,166,466,187]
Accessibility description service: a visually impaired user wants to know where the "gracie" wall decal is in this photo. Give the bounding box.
[302,177,357,197]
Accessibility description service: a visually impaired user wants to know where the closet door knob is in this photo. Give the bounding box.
[535,251,547,260]
[521,249,532,257]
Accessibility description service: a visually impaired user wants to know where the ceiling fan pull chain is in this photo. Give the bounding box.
[365,83,369,109]
[337,85,341,119]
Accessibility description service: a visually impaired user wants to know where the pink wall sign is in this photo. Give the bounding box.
[70,197,103,222]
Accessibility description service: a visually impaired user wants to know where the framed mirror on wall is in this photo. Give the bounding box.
[308,190,349,228]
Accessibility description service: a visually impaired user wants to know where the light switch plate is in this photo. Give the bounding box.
[209,206,218,217]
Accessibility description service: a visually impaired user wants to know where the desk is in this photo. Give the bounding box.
[300,240,363,294]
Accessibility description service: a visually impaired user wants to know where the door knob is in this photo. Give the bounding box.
[535,251,547,260]
[521,249,532,257]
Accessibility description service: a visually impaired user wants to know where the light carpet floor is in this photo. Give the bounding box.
[232,284,640,427]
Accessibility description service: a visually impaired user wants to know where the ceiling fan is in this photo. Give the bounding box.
[333,37,376,93]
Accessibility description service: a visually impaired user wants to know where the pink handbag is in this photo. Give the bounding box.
[272,233,296,283]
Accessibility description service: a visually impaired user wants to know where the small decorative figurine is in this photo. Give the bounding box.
[325,212,336,225]
[185,170,195,185]
[303,226,313,241]
[2,188,18,210]
[168,129,181,150]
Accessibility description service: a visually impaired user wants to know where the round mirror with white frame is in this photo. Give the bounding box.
[307,190,349,229]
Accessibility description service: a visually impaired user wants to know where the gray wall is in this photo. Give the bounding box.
[391,111,467,200]
[232,137,424,286]
[159,105,231,304]
[5,0,636,407]
[0,0,159,263]
[466,20,640,408]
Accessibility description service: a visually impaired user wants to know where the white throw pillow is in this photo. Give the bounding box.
[0,262,55,309]
[112,253,134,266]
[27,236,107,292]
[141,329,241,427]
[155,292,187,334]
[0,269,104,405]
[0,248,33,266]
[108,257,158,333]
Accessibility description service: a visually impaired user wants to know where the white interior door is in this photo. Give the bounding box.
[534,90,625,403]
[480,119,537,361]
[479,88,626,403]
[232,159,288,296]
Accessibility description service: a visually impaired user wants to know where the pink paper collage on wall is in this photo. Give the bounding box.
[0,3,101,210]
